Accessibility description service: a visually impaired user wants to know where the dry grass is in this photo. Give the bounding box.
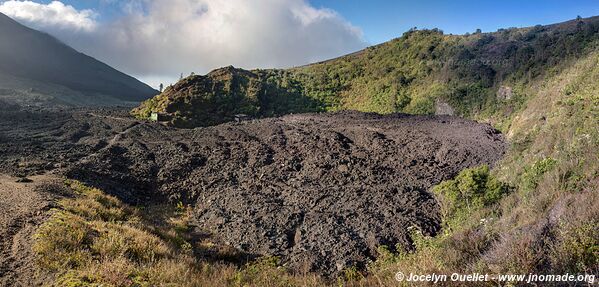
[364,50,599,286]
[34,180,334,287]
[34,52,599,287]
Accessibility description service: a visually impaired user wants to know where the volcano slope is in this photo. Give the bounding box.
[26,110,504,276]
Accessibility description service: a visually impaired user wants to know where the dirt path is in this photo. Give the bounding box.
[0,174,58,286]
[107,122,140,146]
[87,112,132,122]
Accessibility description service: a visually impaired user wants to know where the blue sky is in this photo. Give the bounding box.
[2,0,598,87]
[309,0,599,43]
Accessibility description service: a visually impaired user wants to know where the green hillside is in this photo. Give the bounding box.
[362,46,598,286]
[132,66,322,128]
[133,16,599,130]
[127,16,598,285]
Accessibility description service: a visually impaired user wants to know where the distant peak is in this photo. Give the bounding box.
[0,12,17,23]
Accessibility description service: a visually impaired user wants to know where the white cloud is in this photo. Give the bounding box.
[0,0,367,87]
[0,0,96,31]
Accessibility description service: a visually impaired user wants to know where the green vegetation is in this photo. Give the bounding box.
[134,17,599,129]
[433,165,510,228]
[361,166,512,285]
[34,180,331,286]
[360,46,599,286]
[132,67,324,128]
[521,157,557,193]
[40,16,599,286]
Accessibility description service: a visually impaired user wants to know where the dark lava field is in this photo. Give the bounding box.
[0,108,507,276]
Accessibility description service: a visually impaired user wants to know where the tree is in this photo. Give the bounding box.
[475,28,482,34]
[159,83,164,93]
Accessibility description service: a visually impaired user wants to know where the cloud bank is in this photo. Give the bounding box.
[0,1,96,31]
[0,0,367,87]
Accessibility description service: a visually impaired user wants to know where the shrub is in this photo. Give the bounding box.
[521,157,557,192]
[433,165,510,224]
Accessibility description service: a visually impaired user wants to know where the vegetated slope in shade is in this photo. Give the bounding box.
[62,111,506,276]
[0,12,157,106]
[133,16,599,128]
[482,50,599,278]
[354,48,599,287]
[132,66,322,128]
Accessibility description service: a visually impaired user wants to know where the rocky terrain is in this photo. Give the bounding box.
[0,14,596,286]
[0,108,506,276]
